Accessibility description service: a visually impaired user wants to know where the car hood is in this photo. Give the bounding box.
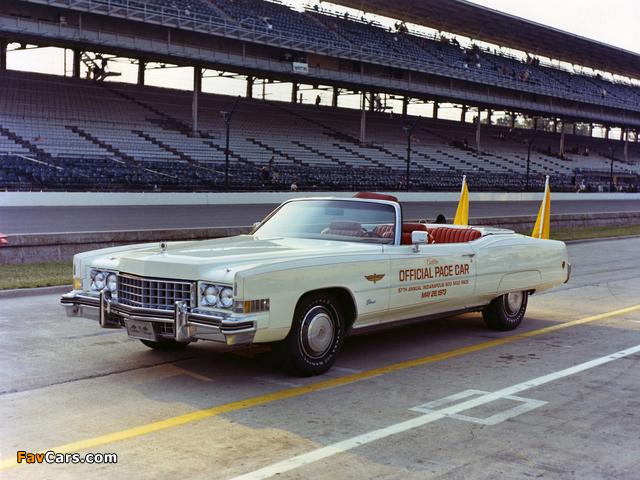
[95,235,384,281]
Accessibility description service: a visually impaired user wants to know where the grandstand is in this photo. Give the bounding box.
[1,0,639,193]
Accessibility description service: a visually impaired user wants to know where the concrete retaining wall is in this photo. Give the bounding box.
[2,191,640,206]
[3,212,639,265]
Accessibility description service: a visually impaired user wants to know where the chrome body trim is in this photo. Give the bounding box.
[61,291,257,345]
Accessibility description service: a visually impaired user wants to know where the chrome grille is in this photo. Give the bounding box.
[117,274,193,310]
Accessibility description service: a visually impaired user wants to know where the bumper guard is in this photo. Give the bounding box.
[61,291,257,346]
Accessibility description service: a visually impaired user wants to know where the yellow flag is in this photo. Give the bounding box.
[532,176,551,239]
[453,176,469,226]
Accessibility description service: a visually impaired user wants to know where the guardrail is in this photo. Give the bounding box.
[3,212,639,265]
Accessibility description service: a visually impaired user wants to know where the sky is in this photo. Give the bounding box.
[463,0,640,55]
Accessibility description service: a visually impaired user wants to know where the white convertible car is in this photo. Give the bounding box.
[61,192,570,376]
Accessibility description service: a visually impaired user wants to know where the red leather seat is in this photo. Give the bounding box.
[401,223,427,245]
[321,221,364,237]
[373,224,395,239]
[426,227,481,244]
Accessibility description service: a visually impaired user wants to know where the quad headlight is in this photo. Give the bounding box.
[91,270,117,292]
[200,283,234,309]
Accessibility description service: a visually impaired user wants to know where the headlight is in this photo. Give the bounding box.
[106,273,117,292]
[91,270,117,292]
[202,285,219,306]
[91,270,105,290]
[220,287,234,309]
[200,283,233,309]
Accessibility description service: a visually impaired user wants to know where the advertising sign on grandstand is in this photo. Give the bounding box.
[293,62,309,74]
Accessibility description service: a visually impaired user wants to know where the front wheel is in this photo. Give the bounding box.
[274,293,344,377]
[482,291,528,331]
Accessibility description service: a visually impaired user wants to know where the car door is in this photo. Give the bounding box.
[382,241,477,323]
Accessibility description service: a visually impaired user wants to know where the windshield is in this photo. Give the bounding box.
[253,199,397,244]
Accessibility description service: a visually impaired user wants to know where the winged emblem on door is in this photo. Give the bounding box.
[365,273,385,284]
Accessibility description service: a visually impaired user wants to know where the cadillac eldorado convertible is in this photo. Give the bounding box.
[61,192,570,376]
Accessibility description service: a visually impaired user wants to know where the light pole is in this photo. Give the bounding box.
[525,129,539,191]
[405,117,420,192]
[608,139,621,193]
[223,96,240,192]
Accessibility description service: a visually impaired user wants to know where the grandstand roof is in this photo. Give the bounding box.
[331,0,640,79]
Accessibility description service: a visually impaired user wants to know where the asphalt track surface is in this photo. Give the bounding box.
[2,199,640,234]
[2,237,640,479]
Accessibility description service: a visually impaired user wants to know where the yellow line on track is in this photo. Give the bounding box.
[3,304,640,470]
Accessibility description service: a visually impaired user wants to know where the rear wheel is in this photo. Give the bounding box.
[482,291,528,331]
[140,338,191,351]
[274,293,344,377]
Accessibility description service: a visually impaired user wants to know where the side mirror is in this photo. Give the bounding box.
[251,222,261,233]
[411,231,429,252]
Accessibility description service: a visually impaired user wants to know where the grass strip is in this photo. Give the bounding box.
[518,224,640,242]
[0,261,72,290]
[1,225,639,290]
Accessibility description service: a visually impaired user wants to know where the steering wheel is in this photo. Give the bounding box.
[359,230,382,238]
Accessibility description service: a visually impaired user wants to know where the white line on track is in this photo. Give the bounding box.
[231,344,640,480]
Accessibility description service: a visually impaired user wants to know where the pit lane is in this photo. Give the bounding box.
[1,236,640,479]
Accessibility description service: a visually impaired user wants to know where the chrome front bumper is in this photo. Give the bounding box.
[61,291,257,346]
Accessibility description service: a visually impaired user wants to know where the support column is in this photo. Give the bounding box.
[246,76,254,99]
[476,109,482,152]
[487,109,492,125]
[559,120,565,158]
[192,66,202,135]
[73,49,81,78]
[510,112,516,129]
[0,40,7,70]
[360,91,367,143]
[291,83,298,104]
[402,96,409,117]
[137,59,146,85]
[433,102,439,119]
[460,106,467,122]
[624,129,629,163]
[332,86,339,107]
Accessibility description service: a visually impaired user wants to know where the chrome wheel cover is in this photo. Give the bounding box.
[504,292,524,315]
[299,306,335,359]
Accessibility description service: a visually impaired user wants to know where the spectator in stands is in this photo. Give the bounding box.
[395,178,404,190]
[260,165,270,183]
[290,180,298,191]
[259,16,273,30]
[315,95,321,109]
[271,168,280,187]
